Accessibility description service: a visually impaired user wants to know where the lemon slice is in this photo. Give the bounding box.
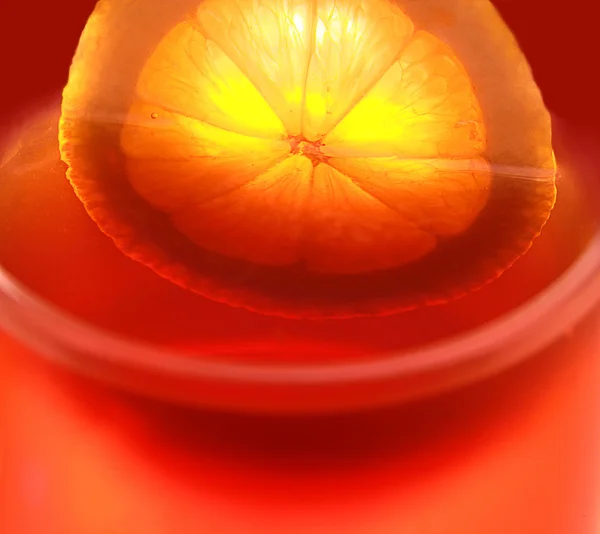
[59,0,556,318]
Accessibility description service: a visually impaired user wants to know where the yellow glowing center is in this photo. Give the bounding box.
[119,0,490,274]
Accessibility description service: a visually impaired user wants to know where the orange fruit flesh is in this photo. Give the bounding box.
[121,2,490,274]
[59,0,557,318]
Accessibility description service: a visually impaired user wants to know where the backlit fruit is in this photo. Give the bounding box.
[59,0,556,318]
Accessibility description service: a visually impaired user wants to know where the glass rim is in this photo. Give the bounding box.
[1,227,600,387]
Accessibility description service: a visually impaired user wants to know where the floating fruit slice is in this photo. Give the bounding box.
[59,0,556,318]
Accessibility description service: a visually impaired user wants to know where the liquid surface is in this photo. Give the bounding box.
[0,105,594,364]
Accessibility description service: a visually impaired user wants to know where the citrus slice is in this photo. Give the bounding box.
[59,0,556,318]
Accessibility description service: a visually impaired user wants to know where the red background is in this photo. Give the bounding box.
[0,0,598,130]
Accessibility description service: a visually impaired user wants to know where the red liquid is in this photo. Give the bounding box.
[2,1,600,533]
[0,105,595,365]
[3,298,600,534]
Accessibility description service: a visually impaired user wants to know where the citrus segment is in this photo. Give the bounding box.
[134,20,286,139]
[195,0,318,136]
[301,0,414,140]
[302,164,435,273]
[170,155,313,266]
[121,100,290,213]
[329,157,491,236]
[323,31,485,158]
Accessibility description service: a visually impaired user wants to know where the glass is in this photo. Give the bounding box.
[2,0,600,533]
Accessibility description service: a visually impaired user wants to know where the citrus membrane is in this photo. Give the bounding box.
[59,0,556,318]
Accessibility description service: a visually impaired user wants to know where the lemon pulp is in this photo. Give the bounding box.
[120,0,491,274]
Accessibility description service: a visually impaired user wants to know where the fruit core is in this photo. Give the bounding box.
[288,136,329,167]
